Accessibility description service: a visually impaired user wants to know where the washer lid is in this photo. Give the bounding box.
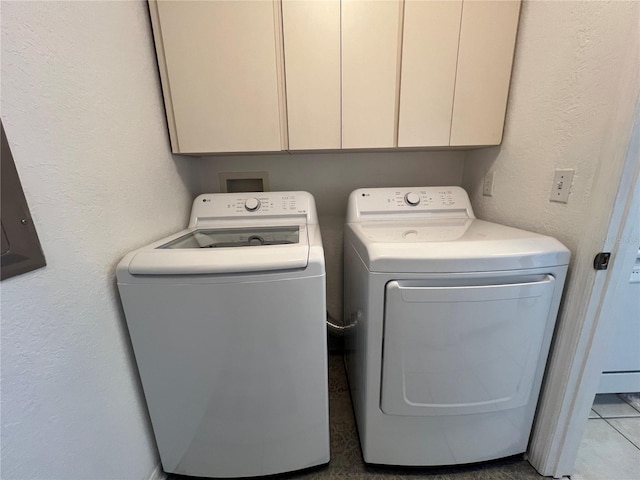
[345,219,570,273]
[126,225,309,275]
[160,226,300,249]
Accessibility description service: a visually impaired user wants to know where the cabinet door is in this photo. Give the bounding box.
[342,0,403,149]
[151,1,285,154]
[282,0,341,150]
[398,0,463,147]
[450,0,521,146]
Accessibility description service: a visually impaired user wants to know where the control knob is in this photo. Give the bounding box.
[404,192,421,206]
[244,198,261,212]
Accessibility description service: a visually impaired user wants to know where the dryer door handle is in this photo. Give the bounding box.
[395,275,555,303]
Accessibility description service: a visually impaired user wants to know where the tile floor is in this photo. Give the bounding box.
[169,356,640,480]
[573,393,640,480]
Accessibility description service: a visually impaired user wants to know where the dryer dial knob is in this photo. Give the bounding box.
[404,192,421,206]
[244,198,261,211]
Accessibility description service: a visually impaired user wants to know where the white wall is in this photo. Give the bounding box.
[461,0,639,475]
[198,151,464,319]
[462,0,638,253]
[0,2,195,479]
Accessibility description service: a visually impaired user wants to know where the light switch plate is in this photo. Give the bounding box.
[550,169,574,203]
[631,249,640,283]
[483,172,495,197]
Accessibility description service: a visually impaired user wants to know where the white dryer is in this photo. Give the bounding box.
[117,191,329,478]
[343,186,570,466]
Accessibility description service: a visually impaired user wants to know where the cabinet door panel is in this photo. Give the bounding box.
[342,0,403,149]
[450,0,521,146]
[398,0,462,147]
[155,1,283,153]
[282,0,341,150]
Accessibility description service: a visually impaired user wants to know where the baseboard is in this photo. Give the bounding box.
[598,372,640,393]
[147,463,166,480]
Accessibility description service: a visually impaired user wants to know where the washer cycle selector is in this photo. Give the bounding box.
[244,198,261,211]
[404,192,421,206]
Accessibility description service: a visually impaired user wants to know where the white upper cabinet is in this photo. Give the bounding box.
[150,0,286,154]
[450,0,521,146]
[399,0,520,147]
[282,0,341,151]
[149,0,520,154]
[398,0,463,147]
[341,0,402,149]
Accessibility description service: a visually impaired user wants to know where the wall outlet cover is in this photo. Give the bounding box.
[483,171,495,197]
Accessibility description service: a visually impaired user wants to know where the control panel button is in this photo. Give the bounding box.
[404,192,421,206]
[244,198,261,212]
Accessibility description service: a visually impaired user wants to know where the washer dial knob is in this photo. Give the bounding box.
[404,192,421,206]
[244,198,261,211]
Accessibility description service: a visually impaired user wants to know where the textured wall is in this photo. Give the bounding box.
[0,2,195,479]
[462,0,638,252]
[198,151,464,320]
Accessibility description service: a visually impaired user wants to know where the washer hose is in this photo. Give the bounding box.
[326,312,357,336]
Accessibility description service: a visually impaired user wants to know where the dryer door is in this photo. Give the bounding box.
[381,275,556,416]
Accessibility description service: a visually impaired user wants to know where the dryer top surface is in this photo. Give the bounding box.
[345,186,569,273]
[345,218,570,273]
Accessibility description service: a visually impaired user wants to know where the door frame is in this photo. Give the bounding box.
[528,102,640,477]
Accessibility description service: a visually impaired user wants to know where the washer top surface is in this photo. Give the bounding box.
[345,187,570,273]
[118,191,323,277]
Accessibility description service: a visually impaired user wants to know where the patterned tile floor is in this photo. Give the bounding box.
[573,393,640,480]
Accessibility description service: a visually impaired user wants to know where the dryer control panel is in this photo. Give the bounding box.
[346,186,475,222]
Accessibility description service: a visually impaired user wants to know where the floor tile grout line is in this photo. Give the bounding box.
[617,393,640,414]
[602,417,640,451]
[596,412,640,418]
[595,414,640,419]
[592,393,640,419]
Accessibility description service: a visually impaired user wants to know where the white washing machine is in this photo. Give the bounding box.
[117,191,329,478]
[343,186,570,466]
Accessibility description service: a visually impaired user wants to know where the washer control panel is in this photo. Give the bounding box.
[404,192,421,206]
[190,191,317,226]
[244,198,261,212]
[347,186,474,221]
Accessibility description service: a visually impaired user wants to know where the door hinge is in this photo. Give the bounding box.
[593,252,611,270]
